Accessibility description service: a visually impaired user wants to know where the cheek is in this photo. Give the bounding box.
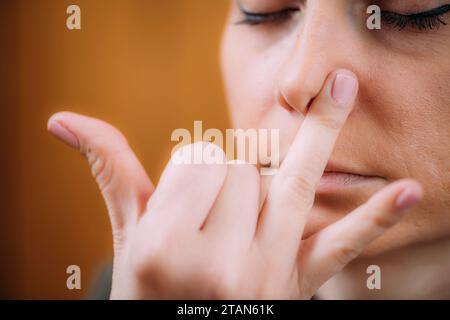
[368,56,450,242]
[364,52,450,182]
[221,32,288,128]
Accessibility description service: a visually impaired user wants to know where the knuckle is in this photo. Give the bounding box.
[279,174,316,208]
[333,241,361,266]
[87,148,122,190]
[368,211,395,230]
[89,153,109,185]
[312,114,342,132]
[200,263,237,299]
[131,229,172,281]
[82,142,130,189]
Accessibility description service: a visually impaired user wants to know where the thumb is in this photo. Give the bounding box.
[47,111,154,231]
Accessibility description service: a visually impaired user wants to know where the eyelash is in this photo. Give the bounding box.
[382,5,450,30]
[237,4,450,31]
[236,8,299,26]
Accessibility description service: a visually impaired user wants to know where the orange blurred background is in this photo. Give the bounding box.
[0,0,229,299]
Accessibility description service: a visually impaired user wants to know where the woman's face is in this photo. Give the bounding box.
[221,0,450,256]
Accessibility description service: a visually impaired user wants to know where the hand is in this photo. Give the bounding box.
[47,70,423,299]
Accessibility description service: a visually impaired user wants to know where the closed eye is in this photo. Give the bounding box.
[382,4,450,30]
[235,1,299,26]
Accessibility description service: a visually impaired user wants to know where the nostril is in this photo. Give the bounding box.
[277,90,313,115]
[305,98,313,110]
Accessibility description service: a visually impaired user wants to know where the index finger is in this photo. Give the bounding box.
[256,70,359,266]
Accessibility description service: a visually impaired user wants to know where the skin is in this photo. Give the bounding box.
[47,0,450,299]
[221,0,450,298]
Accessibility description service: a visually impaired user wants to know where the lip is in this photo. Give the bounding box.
[276,153,385,193]
[317,171,378,190]
[315,160,385,194]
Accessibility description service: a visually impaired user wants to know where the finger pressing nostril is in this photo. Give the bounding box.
[331,73,358,106]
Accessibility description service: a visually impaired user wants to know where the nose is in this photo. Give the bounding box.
[276,1,360,115]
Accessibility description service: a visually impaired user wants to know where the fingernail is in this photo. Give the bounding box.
[332,73,358,106]
[47,118,80,149]
[395,185,423,212]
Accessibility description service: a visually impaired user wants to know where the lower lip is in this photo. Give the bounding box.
[317,172,381,193]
